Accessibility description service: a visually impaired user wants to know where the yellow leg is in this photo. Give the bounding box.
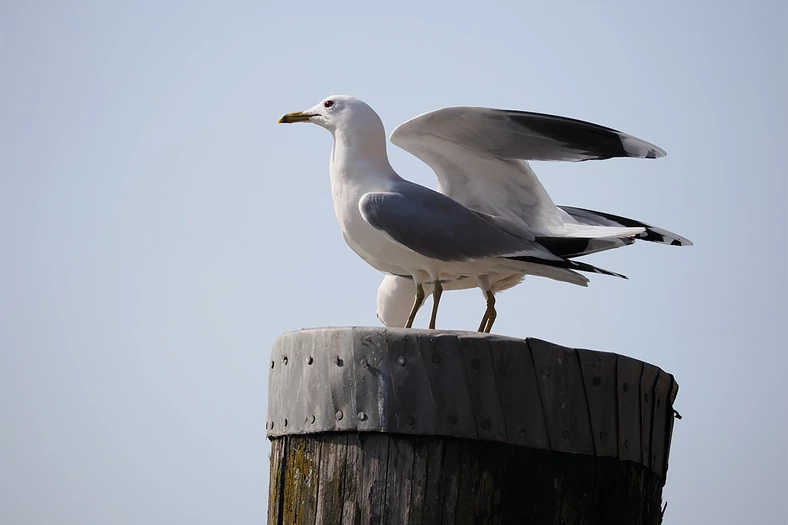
[405,283,426,329]
[477,311,489,333]
[484,291,497,333]
[478,291,496,333]
[428,280,443,330]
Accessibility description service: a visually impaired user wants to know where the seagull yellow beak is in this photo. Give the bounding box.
[278,111,315,124]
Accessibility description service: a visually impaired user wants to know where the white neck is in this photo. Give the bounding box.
[329,126,401,189]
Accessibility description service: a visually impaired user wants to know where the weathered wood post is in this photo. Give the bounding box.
[266,327,679,524]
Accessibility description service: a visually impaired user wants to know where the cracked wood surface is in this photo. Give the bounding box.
[268,434,666,525]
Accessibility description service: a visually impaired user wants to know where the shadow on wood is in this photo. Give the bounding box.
[266,327,680,525]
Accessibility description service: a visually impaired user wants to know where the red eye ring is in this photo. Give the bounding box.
[324,100,334,108]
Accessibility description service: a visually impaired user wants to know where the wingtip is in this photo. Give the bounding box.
[622,135,667,159]
[647,147,667,159]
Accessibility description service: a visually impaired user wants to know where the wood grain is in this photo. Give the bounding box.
[269,434,666,525]
[267,328,682,524]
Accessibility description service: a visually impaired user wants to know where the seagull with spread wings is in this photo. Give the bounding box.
[279,96,691,331]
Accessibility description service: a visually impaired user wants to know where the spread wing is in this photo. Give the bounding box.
[390,106,663,236]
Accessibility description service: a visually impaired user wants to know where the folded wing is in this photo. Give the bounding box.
[359,186,626,279]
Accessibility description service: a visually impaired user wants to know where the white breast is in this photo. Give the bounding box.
[329,161,416,275]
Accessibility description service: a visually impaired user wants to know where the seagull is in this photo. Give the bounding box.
[377,206,692,330]
[279,96,690,331]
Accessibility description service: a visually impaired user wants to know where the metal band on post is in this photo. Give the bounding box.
[266,327,679,524]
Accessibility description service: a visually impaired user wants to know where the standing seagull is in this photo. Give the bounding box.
[375,106,692,330]
[377,206,692,330]
[279,96,682,330]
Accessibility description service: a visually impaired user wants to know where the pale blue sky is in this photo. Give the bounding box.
[2,1,786,523]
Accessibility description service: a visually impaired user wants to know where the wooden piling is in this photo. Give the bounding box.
[266,328,679,524]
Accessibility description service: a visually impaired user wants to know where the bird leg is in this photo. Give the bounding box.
[477,310,489,333]
[477,291,496,333]
[428,280,443,330]
[405,283,426,329]
[483,291,497,333]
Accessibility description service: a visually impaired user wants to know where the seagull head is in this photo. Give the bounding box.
[278,95,384,135]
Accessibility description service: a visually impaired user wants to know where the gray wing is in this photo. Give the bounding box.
[389,106,664,235]
[358,186,558,263]
[359,186,628,280]
[390,106,665,164]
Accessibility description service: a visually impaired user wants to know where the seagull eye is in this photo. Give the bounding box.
[324,100,334,108]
